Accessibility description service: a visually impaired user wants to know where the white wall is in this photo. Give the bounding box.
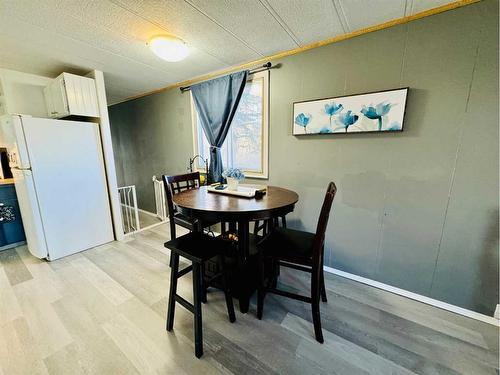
[0,68,52,117]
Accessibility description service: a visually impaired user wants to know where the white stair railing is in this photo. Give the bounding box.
[118,185,140,235]
[152,175,168,221]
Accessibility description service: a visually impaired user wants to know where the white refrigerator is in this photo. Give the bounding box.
[0,115,114,260]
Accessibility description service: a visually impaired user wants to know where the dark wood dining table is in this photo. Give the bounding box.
[172,185,299,313]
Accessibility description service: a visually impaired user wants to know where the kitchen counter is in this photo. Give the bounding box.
[0,179,14,185]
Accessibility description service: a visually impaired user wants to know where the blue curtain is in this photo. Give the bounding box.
[191,70,249,183]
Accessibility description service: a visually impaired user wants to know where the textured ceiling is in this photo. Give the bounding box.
[0,0,454,104]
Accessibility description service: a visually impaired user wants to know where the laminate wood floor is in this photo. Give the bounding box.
[137,211,163,230]
[121,208,162,233]
[0,223,498,374]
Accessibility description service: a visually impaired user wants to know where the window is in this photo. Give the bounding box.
[191,71,269,179]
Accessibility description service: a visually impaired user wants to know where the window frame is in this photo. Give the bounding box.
[190,70,269,179]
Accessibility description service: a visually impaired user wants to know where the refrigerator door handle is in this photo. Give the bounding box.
[12,167,31,172]
[11,168,48,259]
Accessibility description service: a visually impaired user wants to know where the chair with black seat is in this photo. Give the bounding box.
[165,232,236,358]
[253,216,287,237]
[163,172,221,302]
[256,182,337,343]
[253,215,287,288]
[162,172,217,239]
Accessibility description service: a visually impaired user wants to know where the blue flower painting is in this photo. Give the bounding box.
[324,102,343,127]
[386,121,402,131]
[292,88,407,135]
[336,110,359,132]
[294,113,312,133]
[361,102,392,130]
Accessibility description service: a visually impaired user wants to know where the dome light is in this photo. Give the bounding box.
[148,36,189,62]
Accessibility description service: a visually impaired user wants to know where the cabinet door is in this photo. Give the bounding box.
[0,198,26,245]
[44,74,69,119]
[51,75,70,118]
[63,73,99,117]
[44,73,99,119]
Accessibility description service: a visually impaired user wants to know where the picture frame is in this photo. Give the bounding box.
[292,87,409,136]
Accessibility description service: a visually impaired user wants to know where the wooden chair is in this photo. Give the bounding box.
[162,172,215,239]
[256,182,337,343]
[165,232,236,358]
[253,216,287,288]
[253,216,287,237]
[163,172,219,301]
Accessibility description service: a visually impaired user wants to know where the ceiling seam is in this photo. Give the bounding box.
[183,0,264,57]
[114,0,481,105]
[107,0,232,66]
[331,0,350,33]
[257,0,301,47]
[0,47,151,97]
[2,11,180,79]
[405,0,415,17]
[1,4,207,80]
[328,0,340,36]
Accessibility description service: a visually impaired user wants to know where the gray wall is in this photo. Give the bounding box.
[109,0,499,315]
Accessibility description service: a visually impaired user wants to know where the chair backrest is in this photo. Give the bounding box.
[162,172,201,220]
[312,182,337,263]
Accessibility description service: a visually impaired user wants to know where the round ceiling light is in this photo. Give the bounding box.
[148,36,189,62]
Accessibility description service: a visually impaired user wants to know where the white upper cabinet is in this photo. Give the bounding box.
[44,73,99,118]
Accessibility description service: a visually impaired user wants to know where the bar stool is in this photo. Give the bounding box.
[256,182,336,343]
[164,232,236,358]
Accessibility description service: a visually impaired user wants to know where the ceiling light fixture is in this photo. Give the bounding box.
[148,36,189,62]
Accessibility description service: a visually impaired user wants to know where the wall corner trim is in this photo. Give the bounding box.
[324,266,500,327]
[86,69,125,241]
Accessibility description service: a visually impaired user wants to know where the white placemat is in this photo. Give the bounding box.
[207,185,258,198]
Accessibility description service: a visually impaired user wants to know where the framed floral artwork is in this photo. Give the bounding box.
[292,87,408,135]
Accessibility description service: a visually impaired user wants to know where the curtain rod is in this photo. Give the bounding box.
[179,62,278,92]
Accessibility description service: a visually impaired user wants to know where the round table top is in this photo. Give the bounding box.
[172,185,299,220]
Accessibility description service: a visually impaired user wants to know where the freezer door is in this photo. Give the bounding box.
[22,118,114,260]
[12,168,48,258]
[0,115,32,170]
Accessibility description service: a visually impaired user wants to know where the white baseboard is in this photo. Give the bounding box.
[120,203,165,220]
[324,266,500,327]
[495,305,500,320]
[122,218,169,237]
[0,240,26,251]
